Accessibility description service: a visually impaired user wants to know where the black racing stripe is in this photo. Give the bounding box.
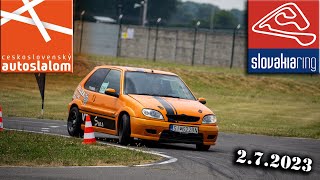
[163,98,178,115]
[153,96,175,115]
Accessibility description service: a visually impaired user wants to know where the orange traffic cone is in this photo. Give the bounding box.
[82,114,96,144]
[0,105,3,131]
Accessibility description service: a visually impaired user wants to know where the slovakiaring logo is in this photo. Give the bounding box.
[248,0,319,74]
[0,0,73,73]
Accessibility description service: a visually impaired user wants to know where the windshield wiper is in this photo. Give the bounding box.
[159,95,180,99]
[130,93,156,96]
[130,93,180,98]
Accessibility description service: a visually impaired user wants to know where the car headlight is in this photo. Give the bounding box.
[142,109,164,120]
[202,115,217,124]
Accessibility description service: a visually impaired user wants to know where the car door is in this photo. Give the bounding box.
[81,68,110,117]
[89,69,122,132]
[93,69,122,116]
[80,68,121,132]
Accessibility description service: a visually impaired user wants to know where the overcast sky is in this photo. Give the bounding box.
[182,0,246,10]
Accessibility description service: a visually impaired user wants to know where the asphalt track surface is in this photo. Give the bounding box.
[1,117,319,180]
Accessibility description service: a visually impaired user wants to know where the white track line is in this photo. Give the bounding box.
[0,10,72,35]
[49,126,60,128]
[7,119,59,125]
[3,128,178,168]
[22,0,51,42]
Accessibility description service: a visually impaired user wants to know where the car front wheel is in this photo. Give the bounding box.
[118,114,133,145]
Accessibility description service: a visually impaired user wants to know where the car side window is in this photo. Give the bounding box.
[84,68,110,92]
[99,70,121,94]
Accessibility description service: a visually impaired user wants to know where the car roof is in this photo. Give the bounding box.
[95,65,178,76]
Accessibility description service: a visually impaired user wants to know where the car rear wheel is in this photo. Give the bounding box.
[196,143,211,151]
[67,107,84,138]
[118,114,133,145]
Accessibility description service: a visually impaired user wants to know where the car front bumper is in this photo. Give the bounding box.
[130,117,218,145]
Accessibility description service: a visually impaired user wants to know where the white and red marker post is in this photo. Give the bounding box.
[82,114,96,144]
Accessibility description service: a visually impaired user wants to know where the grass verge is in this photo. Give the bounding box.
[0,54,319,138]
[0,130,160,167]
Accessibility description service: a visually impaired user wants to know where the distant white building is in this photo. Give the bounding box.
[93,16,116,23]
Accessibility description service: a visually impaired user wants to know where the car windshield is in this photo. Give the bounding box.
[125,71,196,100]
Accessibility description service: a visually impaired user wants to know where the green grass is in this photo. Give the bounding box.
[0,54,319,138]
[0,130,160,166]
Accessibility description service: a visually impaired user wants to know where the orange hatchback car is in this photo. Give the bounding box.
[67,66,218,150]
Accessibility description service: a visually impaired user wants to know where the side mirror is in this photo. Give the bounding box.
[105,88,119,98]
[198,98,206,105]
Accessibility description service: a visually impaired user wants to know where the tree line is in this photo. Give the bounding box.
[75,0,246,29]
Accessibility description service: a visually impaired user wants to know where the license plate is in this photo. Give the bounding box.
[170,125,199,134]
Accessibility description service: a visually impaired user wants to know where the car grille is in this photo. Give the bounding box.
[159,130,203,144]
[166,114,200,122]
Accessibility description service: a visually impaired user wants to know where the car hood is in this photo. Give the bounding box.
[128,94,213,118]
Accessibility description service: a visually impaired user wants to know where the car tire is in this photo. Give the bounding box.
[196,143,211,151]
[67,107,84,138]
[118,114,133,145]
